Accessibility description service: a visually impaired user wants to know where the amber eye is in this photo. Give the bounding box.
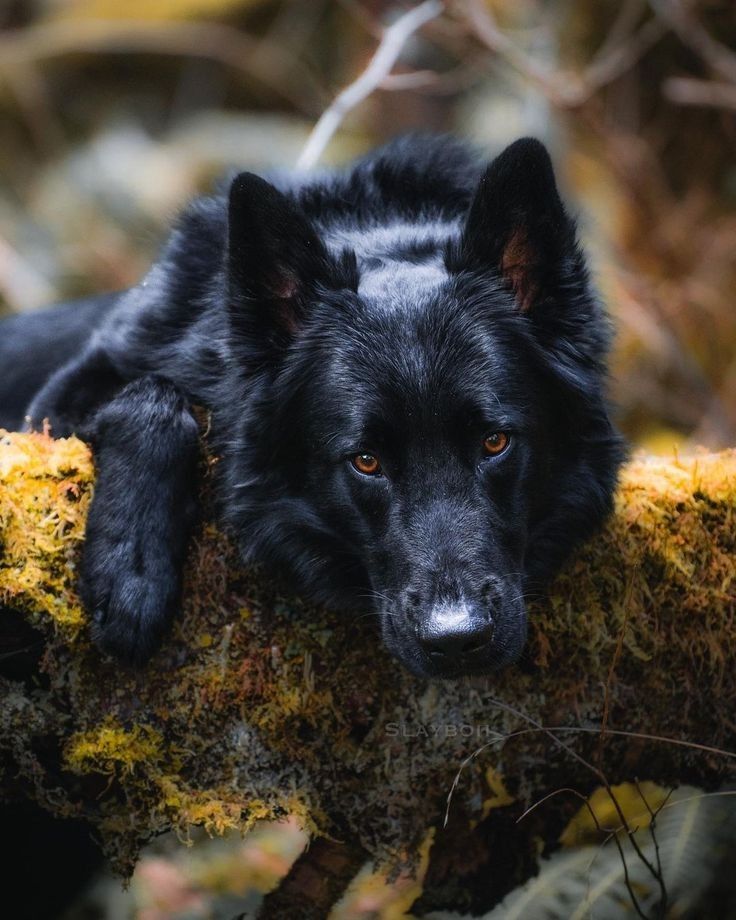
[351,453,382,476]
[483,432,510,456]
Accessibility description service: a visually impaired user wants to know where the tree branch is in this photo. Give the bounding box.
[663,76,736,110]
[0,18,327,117]
[461,0,666,107]
[1,431,734,907]
[296,0,445,170]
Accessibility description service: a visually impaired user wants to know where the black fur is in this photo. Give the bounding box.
[0,135,624,675]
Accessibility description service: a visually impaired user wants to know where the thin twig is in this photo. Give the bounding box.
[0,60,65,154]
[635,778,671,915]
[597,572,635,767]
[445,721,736,829]
[444,714,728,917]
[516,784,642,913]
[462,0,666,107]
[337,0,384,40]
[611,828,650,920]
[516,786,616,830]
[380,56,487,95]
[461,0,561,101]
[380,68,441,89]
[581,16,667,101]
[0,19,327,117]
[296,0,445,170]
[663,77,736,111]
[488,699,656,918]
[489,700,663,895]
[593,0,648,61]
[648,0,736,83]
[0,235,56,312]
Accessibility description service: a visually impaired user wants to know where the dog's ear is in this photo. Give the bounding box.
[457,138,577,313]
[227,172,333,342]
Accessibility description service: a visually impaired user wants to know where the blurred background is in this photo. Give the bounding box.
[0,1,733,916]
[1,0,735,453]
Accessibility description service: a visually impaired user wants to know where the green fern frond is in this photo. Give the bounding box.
[422,787,736,920]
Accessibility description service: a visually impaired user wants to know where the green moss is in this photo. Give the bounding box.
[1,430,735,874]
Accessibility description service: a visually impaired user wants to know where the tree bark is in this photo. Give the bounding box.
[0,431,734,911]
[258,838,371,919]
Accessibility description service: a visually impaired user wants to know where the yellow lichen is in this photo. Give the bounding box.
[0,429,92,636]
[65,720,166,776]
[481,768,516,820]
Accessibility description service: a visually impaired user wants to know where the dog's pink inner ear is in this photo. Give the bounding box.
[260,268,300,307]
[457,138,571,316]
[227,170,330,338]
[271,275,298,301]
[271,280,302,335]
[499,227,540,314]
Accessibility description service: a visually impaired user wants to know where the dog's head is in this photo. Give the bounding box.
[218,138,624,678]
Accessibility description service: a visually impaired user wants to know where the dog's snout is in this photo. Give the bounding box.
[417,603,494,660]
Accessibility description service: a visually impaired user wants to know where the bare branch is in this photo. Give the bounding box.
[582,16,667,99]
[462,0,666,107]
[648,0,736,84]
[0,235,56,313]
[664,76,736,110]
[593,0,649,60]
[0,18,327,117]
[596,573,634,768]
[296,1,445,171]
[380,57,487,95]
[379,68,440,90]
[460,0,563,101]
[634,779,670,914]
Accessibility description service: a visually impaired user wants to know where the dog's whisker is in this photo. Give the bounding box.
[357,590,397,607]
[350,611,384,624]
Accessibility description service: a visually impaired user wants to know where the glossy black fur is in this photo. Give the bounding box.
[0,135,624,675]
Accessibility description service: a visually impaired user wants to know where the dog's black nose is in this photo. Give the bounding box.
[418,604,494,660]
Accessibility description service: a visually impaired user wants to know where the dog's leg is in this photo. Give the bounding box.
[27,352,200,662]
[77,375,199,663]
[24,344,133,437]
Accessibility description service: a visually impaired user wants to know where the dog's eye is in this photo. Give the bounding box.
[483,432,510,456]
[351,453,382,476]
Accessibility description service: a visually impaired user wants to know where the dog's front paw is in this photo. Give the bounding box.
[80,538,181,666]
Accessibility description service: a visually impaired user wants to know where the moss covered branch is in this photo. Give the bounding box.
[0,430,735,894]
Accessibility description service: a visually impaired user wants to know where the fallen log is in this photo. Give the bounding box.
[0,430,734,913]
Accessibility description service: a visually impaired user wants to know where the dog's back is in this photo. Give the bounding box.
[0,134,481,432]
[0,294,119,429]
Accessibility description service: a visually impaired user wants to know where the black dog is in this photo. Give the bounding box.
[0,135,624,678]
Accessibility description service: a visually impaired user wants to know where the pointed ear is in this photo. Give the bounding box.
[455,138,577,313]
[227,172,332,340]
